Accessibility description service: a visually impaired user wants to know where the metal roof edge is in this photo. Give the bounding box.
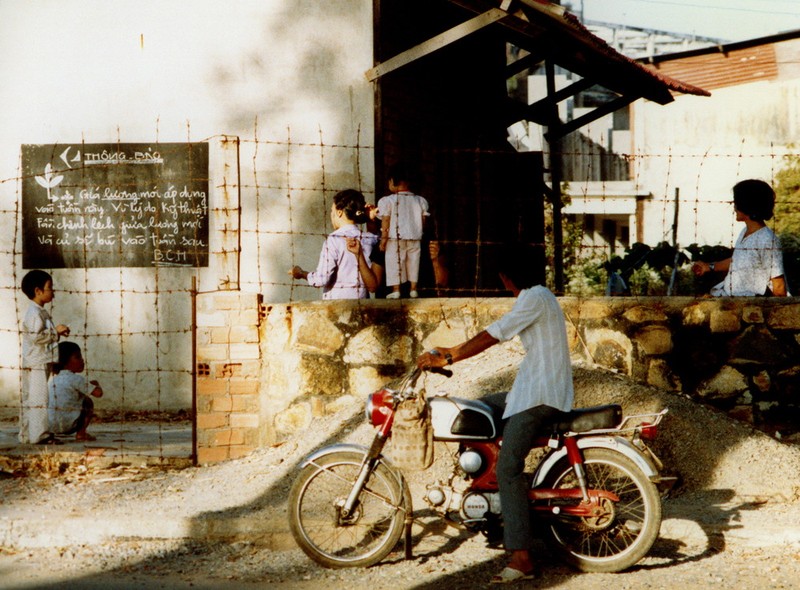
[641,29,800,65]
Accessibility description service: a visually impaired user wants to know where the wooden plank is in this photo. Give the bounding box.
[365,8,509,82]
[546,94,636,140]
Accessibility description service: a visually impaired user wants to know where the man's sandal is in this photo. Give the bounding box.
[490,566,536,584]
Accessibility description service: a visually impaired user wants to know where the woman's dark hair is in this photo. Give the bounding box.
[733,179,775,222]
[21,269,52,300]
[333,189,368,224]
[53,341,82,374]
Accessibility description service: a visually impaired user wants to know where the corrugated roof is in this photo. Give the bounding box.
[639,30,800,91]
[645,44,778,91]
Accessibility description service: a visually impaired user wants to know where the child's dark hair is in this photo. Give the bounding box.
[333,189,368,224]
[21,269,52,300]
[53,341,81,374]
[733,179,775,222]
[387,162,412,184]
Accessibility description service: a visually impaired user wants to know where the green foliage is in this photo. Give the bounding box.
[779,232,800,294]
[774,148,800,235]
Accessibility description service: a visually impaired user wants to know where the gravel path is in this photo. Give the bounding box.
[2,362,800,589]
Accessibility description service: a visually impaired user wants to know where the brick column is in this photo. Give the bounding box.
[195,291,263,464]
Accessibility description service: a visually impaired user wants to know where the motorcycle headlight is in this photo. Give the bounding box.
[366,389,393,426]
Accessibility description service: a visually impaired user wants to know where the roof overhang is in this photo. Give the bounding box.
[367,0,709,139]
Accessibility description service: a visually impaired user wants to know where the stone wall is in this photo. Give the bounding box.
[195,294,800,463]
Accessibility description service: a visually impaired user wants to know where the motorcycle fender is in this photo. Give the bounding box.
[531,436,660,488]
[300,443,407,486]
[300,443,412,520]
[300,443,371,468]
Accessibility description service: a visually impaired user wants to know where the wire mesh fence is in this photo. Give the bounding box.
[2,128,798,459]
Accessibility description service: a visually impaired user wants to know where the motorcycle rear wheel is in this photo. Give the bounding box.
[288,450,409,568]
[539,447,662,573]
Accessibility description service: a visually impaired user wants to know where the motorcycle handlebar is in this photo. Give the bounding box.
[427,367,453,378]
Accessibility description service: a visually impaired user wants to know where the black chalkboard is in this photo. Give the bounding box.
[21,142,209,268]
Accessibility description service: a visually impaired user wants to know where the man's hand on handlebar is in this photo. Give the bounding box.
[417,348,452,370]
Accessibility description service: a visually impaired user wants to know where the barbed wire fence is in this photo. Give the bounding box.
[1,128,797,462]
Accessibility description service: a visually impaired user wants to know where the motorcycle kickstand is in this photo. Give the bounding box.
[404,512,414,560]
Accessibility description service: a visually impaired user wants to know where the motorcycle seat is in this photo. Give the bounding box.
[554,404,623,434]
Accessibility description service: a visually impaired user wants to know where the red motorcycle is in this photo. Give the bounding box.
[288,367,669,572]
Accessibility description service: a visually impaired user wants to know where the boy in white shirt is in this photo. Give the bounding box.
[20,270,70,445]
[48,341,103,441]
[377,163,429,299]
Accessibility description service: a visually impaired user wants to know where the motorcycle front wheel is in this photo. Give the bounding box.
[288,450,409,568]
[539,447,662,573]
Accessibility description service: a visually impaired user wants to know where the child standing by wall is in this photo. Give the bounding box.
[377,163,429,299]
[20,270,70,444]
[49,341,103,441]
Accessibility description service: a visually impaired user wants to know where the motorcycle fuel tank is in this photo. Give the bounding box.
[429,396,499,441]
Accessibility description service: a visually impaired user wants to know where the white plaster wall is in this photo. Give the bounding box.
[0,0,374,414]
[632,78,800,248]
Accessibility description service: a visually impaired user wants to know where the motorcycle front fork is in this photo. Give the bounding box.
[341,431,389,517]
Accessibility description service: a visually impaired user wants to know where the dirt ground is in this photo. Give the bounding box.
[2,362,800,589]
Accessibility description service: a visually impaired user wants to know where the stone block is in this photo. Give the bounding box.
[229,379,260,395]
[634,325,673,355]
[231,309,261,327]
[752,370,772,393]
[710,309,740,333]
[348,366,384,397]
[768,304,800,329]
[585,328,632,375]
[211,326,260,344]
[228,343,261,360]
[212,429,245,446]
[697,365,748,400]
[742,306,764,324]
[730,326,787,366]
[575,300,613,320]
[197,446,230,464]
[197,345,230,362]
[197,379,228,396]
[294,312,344,356]
[230,413,261,428]
[299,355,346,396]
[345,325,413,365]
[682,301,715,327]
[262,308,293,355]
[197,412,228,429]
[421,320,472,351]
[623,306,668,324]
[647,359,680,391]
[196,311,227,328]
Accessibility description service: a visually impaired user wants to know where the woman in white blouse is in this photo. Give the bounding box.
[692,179,788,296]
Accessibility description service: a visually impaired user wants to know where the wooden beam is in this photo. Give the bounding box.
[522,77,596,124]
[365,8,509,82]
[545,94,636,140]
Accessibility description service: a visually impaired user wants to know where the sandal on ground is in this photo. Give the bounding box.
[35,435,64,445]
[490,566,536,584]
[75,434,97,442]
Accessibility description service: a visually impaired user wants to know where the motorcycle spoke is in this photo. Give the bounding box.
[290,453,406,567]
[542,449,661,570]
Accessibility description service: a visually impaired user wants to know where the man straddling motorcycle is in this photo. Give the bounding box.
[417,248,574,584]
